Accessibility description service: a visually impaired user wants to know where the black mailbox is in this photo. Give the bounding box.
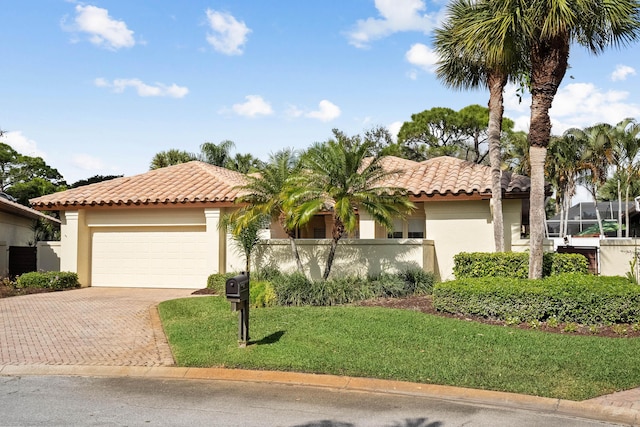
[226,272,249,301]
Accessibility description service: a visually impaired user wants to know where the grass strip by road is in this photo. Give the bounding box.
[159,296,640,401]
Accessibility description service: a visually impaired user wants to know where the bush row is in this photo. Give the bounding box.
[16,271,80,290]
[453,252,588,279]
[433,273,640,324]
[207,268,435,307]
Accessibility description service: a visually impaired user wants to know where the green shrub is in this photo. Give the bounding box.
[253,266,282,282]
[453,252,588,279]
[396,268,436,295]
[206,272,239,295]
[249,280,277,308]
[433,273,639,324]
[16,271,79,290]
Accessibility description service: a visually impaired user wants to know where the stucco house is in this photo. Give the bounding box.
[1,194,60,276]
[30,157,531,287]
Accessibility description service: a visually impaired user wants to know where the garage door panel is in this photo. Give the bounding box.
[92,229,209,288]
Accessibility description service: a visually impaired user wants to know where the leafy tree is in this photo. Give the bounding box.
[70,175,123,189]
[397,107,466,160]
[0,142,66,205]
[230,149,305,273]
[284,131,415,280]
[454,0,640,278]
[149,149,196,170]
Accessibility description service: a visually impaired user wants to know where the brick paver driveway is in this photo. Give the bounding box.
[0,287,195,366]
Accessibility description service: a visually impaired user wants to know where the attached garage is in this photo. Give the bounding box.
[91,227,209,288]
[29,161,246,288]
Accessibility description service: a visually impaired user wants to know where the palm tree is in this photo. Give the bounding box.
[453,0,640,277]
[434,0,527,253]
[220,212,269,277]
[611,118,640,237]
[567,123,617,236]
[284,131,415,280]
[149,149,196,170]
[546,134,584,237]
[230,149,305,273]
[199,140,235,167]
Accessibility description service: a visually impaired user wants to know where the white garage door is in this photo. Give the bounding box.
[91,228,209,288]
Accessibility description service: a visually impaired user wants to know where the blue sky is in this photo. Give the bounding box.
[2,0,640,187]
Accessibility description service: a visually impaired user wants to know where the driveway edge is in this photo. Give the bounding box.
[1,364,637,426]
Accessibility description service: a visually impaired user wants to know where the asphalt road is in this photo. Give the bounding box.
[0,375,619,427]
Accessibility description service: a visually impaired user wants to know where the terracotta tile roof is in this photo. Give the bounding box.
[0,196,60,223]
[378,156,530,197]
[30,161,248,209]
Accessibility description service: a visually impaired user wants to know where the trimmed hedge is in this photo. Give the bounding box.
[453,252,588,279]
[16,271,79,290]
[206,272,239,295]
[433,273,640,324]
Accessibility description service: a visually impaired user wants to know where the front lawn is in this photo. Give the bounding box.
[159,296,640,401]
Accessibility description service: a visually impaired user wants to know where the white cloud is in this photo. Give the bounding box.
[611,64,636,82]
[1,131,47,158]
[95,78,189,98]
[306,100,341,122]
[503,81,640,135]
[71,153,104,170]
[231,95,274,117]
[67,5,135,50]
[387,121,403,141]
[205,9,251,55]
[346,0,437,48]
[405,43,439,73]
[284,104,304,119]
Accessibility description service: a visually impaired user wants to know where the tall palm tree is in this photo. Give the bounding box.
[149,149,196,170]
[284,132,415,280]
[230,149,305,273]
[434,0,527,253]
[453,0,640,277]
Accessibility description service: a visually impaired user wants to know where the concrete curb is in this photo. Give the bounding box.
[1,364,638,426]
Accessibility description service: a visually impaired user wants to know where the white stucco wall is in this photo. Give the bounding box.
[241,238,434,281]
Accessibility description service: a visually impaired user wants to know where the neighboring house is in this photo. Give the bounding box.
[0,194,60,277]
[30,157,532,287]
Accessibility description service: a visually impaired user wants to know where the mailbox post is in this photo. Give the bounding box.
[225,272,250,347]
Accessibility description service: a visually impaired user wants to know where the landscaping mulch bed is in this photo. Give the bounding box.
[0,282,57,298]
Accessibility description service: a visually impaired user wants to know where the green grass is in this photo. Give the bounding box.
[159,296,640,401]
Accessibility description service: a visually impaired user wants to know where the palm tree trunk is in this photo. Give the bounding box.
[528,34,570,279]
[529,145,547,278]
[323,238,339,280]
[288,235,304,273]
[488,72,506,252]
[618,180,622,237]
[626,184,631,238]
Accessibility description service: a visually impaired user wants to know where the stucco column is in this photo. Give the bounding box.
[60,210,90,286]
[205,208,223,274]
[358,210,376,239]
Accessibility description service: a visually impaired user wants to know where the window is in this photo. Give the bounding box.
[387,219,403,238]
[408,219,425,238]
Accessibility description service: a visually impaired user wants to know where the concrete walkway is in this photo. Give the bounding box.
[1,287,639,425]
[0,287,194,366]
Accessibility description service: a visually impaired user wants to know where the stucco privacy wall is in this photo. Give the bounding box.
[236,238,434,281]
[600,239,640,279]
[37,241,61,272]
[60,208,226,288]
